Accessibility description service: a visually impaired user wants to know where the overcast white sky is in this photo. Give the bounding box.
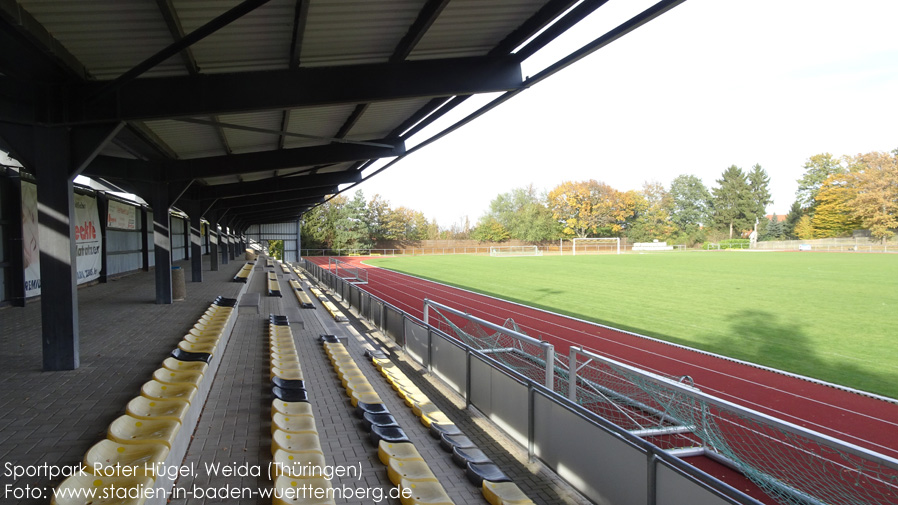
[356,0,898,229]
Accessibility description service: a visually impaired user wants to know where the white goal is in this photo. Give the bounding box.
[572,237,620,255]
[489,245,542,257]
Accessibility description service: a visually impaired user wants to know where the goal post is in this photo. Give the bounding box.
[572,237,620,255]
[489,245,542,257]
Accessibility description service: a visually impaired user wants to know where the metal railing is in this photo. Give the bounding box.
[301,259,764,505]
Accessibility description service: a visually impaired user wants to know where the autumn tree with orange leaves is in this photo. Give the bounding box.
[547,180,639,237]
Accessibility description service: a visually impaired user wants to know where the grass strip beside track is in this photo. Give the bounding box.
[367,251,898,399]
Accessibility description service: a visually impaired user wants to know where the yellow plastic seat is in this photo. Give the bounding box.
[420,411,452,429]
[51,473,155,505]
[272,367,304,381]
[190,327,223,338]
[271,430,323,456]
[126,396,189,423]
[271,358,301,368]
[140,380,196,404]
[350,390,381,407]
[194,320,226,330]
[272,352,300,362]
[83,439,169,477]
[343,378,375,395]
[378,441,423,465]
[389,376,419,390]
[152,368,203,388]
[162,357,208,374]
[339,370,367,388]
[271,449,328,478]
[177,340,215,354]
[411,401,441,418]
[398,478,455,505]
[399,388,427,406]
[482,481,535,505]
[108,415,180,448]
[184,332,219,344]
[387,459,438,485]
[272,400,314,417]
[272,475,336,505]
[272,412,318,434]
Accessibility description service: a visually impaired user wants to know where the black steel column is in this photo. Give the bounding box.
[96,191,109,283]
[296,217,302,262]
[188,201,202,282]
[140,206,150,271]
[152,183,173,304]
[34,127,79,371]
[209,214,219,271]
[7,170,26,307]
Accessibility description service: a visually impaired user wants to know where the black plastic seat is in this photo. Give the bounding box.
[451,447,492,468]
[360,412,399,432]
[439,433,475,453]
[214,297,238,307]
[355,401,390,418]
[319,334,339,343]
[364,349,388,359]
[272,377,306,390]
[430,422,463,439]
[370,425,410,446]
[465,462,511,487]
[272,386,308,402]
[170,348,212,363]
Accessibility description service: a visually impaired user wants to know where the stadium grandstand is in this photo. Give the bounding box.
[4,2,896,505]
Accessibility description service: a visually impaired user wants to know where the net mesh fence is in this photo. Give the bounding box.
[430,303,898,505]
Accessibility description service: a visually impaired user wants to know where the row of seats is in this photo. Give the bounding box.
[303,281,347,322]
[320,334,456,505]
[367,350,534,505]
[289,279,316,309]
[233,261,254,282]
[267,314,337,505]
[280,261,292,274]
[268,271,282,297]
[52,297,237,505]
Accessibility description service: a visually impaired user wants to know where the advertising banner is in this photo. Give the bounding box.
[107,199,137,230]
[22,182,103,297]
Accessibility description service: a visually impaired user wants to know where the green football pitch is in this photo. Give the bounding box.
[368,251,898,399]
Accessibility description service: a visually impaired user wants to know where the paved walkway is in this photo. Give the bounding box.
[0,255,589,505]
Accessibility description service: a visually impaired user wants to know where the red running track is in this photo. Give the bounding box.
[312,257,898,462]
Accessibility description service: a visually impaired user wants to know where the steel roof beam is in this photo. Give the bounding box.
[208,191,328,210]
[198,171,358,199]
[82,140,401,182]
[391,0,450,63]
[68,56,521,125]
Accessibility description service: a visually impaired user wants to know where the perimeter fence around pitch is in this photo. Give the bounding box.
[301,259,898,505]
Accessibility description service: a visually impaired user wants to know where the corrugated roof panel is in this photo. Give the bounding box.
[409,0,549,60]
[175,0,294,73]
[144,119,226,159]
[217,110,283,154]
[282,104,358,149]
[315,162,355,174]
[345,98,432,140]
[299,0,426,67]
[20,0,187,79]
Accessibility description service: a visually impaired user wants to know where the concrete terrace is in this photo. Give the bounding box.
[0,256,589,505]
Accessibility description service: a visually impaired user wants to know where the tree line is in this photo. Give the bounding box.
[300,148,897,250]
